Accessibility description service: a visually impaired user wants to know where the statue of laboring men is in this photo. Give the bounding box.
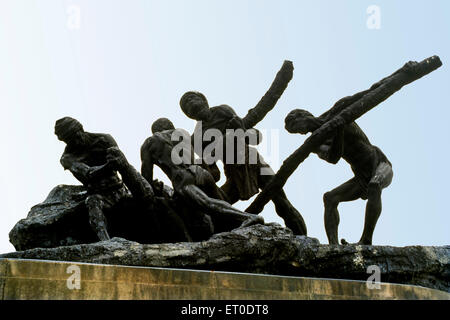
[179,91,307,235]
[54,117,132,241]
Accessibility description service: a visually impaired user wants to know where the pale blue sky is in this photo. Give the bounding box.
[1,0,449,253]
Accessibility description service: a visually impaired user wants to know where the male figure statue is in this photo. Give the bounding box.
[284,109,393,245]
[140,118,263,239]
[180,91,307,235]
[104,146,194,243]
[55,117,130,241]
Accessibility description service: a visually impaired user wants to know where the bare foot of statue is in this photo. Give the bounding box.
[341,238,372,245]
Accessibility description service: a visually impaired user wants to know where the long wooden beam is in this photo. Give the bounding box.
[246,56,442,214]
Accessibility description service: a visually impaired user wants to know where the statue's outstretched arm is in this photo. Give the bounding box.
[246,55,442,214]
[141,159,154,185]
[140,138,156,184]
[318,90,371,124]
[107,147,154,202]
[181,184,264,227]
[242,60,294,129]
[60,153,91,184]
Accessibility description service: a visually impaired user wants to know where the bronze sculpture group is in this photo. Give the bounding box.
[54,56,442,246]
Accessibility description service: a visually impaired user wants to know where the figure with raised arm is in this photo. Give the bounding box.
[179,61,307,235]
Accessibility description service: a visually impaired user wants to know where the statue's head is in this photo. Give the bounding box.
[179,91,210,121]
[151,118,175,134]
[54,117,84,144]
[284,109,317,134]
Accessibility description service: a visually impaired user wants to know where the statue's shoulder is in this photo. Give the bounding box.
[141,132,170,151]
[211,104,238,118]
[141,136,156,150]
[88,132,118,147]
[172,128,191,139]
[346,122,370,143]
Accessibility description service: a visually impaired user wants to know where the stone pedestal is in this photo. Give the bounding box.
[1,259,448,300]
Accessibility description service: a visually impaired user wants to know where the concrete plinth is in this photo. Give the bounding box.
[0,258,448,300]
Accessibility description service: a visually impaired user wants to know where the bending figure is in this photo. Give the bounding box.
[285,109,393,245]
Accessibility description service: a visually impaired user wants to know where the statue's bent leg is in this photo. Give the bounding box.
[272,189,307,236]
[85,194,111,241]
[192,165,230,202]
[181,184,264,227]
[359,162,393,245]
[323,178,362,244]
[258,171,307,236]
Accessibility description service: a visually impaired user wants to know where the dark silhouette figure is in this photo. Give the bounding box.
[104,146,194,242]
[180,91,307,236]
[140,118,263,238]
[285,109,393,245]
[55,117,130,241]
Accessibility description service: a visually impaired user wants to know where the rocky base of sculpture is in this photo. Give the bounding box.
[2,224,449,293]
[3,184,449,293]
[8,184,243,251]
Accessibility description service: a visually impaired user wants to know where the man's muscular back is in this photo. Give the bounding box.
[328,122,391,182]
[61,132,121,190]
